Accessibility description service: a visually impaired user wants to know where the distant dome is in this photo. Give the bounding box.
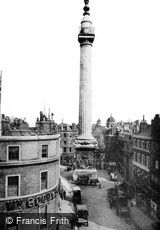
[106,115,115,123]
[96,119,101,126]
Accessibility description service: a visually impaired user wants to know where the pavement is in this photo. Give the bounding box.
[115,171,155,230]
[59,199,74,213]
[129,203,155,230]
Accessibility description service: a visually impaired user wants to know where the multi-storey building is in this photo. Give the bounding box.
[36,111,58,134]
[59,123,78,166]
[0,102,60,230]
[104,115,121,172]
[1,115,30,136]
[0,132,60,230]
[132,120,151,214]
[119,129,133,182]
[92,119,106,169]
[104,114,160,226]
[150,114,160,223]
[106,114,117,134]
[118,120,140,180]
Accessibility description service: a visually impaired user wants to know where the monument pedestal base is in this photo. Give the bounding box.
[75,148,95,169]
[74,138,97,169]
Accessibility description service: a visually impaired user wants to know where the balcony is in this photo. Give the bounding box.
[79,26,95,36]
[78,27,95,44]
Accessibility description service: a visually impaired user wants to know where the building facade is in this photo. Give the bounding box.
[119,131,132,182]
[36,111,58,135]
[131,121,151,214]
[59,123,78,166]
[92,119,106,169]
[150,114,160,223]
[105,115,123,172]
[0,134,60,230]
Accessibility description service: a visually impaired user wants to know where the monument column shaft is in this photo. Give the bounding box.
[75,1,97,169]
[79,44,92,138]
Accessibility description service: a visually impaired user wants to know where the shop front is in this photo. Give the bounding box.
[0,185,59,230]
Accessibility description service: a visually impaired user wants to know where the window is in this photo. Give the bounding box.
[42,145,48,158]
[64,133,67,138]
[144,155,147,166]
[147,141,150,149]
[137,153,140,163]
[64,147,66,153]
[141,140,144,148]
[155,176,158,183]
[8,146,19,161]
[70,147,72,152]
[139,140,142,148]
[64,141,67,145]
[7,176,19,197]
[134,139,137,146]
[41,171,48,190]
[151,174,154,182]
[155,160,159,169]
[146,156,150,168]
[140,153,142,163]
[142,154,145,165]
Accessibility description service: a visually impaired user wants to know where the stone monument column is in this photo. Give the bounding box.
[78,0,95,141]
[75,1,97,168]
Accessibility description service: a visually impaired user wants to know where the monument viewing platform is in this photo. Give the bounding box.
[79,26,95,36]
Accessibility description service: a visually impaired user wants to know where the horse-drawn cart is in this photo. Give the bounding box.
[107,184,130,218]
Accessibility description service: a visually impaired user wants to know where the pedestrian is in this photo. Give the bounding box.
[63,190,66,199]
[62,189,65,199]
[59,190,62,199]
[98,182,102,189]
[60,189,64,199]
[110,198,113,209]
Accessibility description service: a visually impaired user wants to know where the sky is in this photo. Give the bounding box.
[0,0,160,126]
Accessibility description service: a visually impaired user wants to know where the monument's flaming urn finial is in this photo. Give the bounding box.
[83,0,90,15]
